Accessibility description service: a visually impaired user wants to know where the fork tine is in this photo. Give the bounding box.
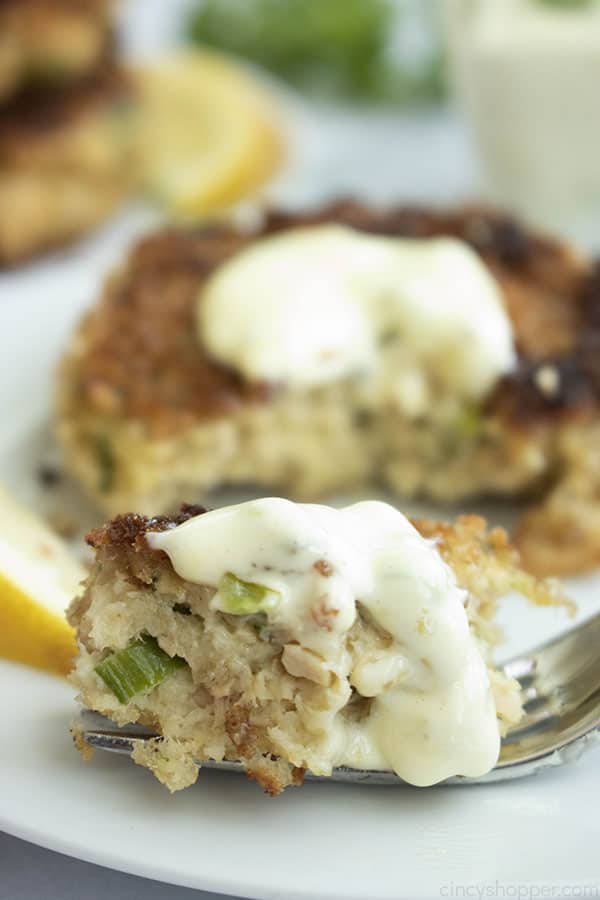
[502,612,600,711]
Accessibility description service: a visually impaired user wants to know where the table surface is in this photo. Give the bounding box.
[0,832,230,900]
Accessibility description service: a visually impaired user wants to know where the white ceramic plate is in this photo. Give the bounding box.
[0,651,599,900]
[1,1,600,892]
[1,206,600,900]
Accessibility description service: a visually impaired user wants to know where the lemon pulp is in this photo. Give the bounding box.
[134,50,284,217]
[0,486,85,676]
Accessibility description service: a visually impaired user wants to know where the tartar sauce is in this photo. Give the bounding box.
[197,225,515,417]
[147,498,500,785]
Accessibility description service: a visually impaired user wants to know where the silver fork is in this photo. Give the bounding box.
[79,611,600,785]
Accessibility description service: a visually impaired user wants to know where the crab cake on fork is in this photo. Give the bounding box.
[56,201,600,576]
[68,499,568,794]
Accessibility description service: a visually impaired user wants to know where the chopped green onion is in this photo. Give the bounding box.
[95,635,185,704]
[457,406,482,441]
[216,572,280,616]
[95,435,115,494]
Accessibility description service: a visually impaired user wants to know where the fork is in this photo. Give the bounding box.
[79,611,600,785]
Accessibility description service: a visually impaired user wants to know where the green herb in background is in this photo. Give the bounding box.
[538,0,595,7]
[187,0,446,105]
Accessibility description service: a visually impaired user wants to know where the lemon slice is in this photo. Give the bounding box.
[134,50,284,218]
[0,485,86,676]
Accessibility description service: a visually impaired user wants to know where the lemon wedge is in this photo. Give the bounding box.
[134,50,284,218]
[0,485,86,676]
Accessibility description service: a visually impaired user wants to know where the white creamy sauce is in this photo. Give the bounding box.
[147,498,500,785]
[197,225,515,417]
[445,0,600,224]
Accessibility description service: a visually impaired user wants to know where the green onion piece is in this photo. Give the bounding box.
[217,572,280,616]
[457,406,482,440]
[95,435,115,494]
[95,635,185,704]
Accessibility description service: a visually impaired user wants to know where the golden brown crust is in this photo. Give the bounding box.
[70,720,95,762]
[82,504,207,592]
[490,263,600,426]
[514,420,600,576]
[414,513,573,613]
[245,758,305,796]
[71,230,270,434]
[0,0,111,11]
[85,503,208,552]
[0,62,135,266]
[414,513,517,567]
[0,64,132,154]
[0,0,115,99]
[65,201,594,436]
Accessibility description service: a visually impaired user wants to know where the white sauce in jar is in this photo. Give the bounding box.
[445,0,600,228]
[147,498,500,785]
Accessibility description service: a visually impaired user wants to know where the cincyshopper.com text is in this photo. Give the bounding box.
[440,882,600,899]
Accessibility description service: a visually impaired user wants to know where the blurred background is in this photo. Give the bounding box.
[2,0,600,272]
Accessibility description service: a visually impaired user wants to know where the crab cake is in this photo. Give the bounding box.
[68,499,567,794]
[0,0,114,104]
[56,201,600,577]
[0,64,136,264]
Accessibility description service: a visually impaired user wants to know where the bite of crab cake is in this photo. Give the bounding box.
[68,498,568,795]
[0,63,136,264]
[0,0,114,104]
[56,201,600,576]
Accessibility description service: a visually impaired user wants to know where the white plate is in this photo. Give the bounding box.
[1,649,600,900]
[1,3,600,893]
[1,210,600,900]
